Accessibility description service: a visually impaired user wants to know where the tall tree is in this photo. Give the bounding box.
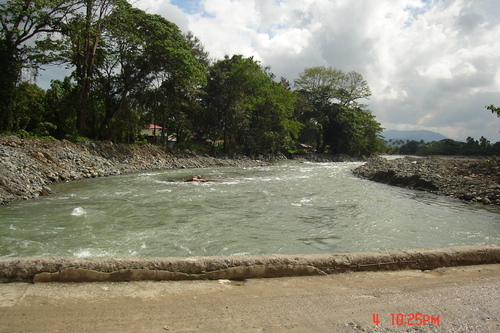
[108,6,206,142]
[336,71,372,106]
[294,66,344,92]
[202,55,299,155]
[60,1,206,141]
[294,66,381,155]
[0,0,80,131]
[202,55,253,152]
[61,0,117,137]
[9,82,47,133]
[44,77,80,138]
[294,66,371,106]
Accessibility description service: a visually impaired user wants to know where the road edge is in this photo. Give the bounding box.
[0,244,498,283]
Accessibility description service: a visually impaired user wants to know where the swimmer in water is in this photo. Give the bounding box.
[184,175,216,182]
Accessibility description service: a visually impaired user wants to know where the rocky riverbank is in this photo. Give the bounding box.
[0,136,286,205]
[353,155,500,205]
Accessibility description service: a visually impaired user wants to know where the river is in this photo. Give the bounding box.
[1,160,498,257]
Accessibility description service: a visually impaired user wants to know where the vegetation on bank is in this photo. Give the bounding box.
[384,137,500,156]
[0,0,384,157]
[383,107,500,156]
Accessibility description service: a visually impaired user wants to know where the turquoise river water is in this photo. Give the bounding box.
[1,160,499,257]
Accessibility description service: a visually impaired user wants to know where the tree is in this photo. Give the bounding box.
[0,0,80,131]
[44,77,80,138]
[294,66,381,155]
[337,71,372,106]
[294,66,344,92]
[344,106,385,155]
[114,10,208,143]
[59,0,119,137]
[487,104,500,133]
[399,140,421,154]
[486,104,500,117]
[294,66,371,106]
[9,82,47,133]
[202,55,300,155]
[202,55,254,152]
[245,77,301,155]
[59,1,206,141]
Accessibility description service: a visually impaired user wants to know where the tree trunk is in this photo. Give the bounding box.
[0,37,20,131]
[76,0,108,137]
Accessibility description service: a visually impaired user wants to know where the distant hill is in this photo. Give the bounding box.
[381,130,448,145]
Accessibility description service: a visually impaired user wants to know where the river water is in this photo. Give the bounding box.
[1,161,498,258]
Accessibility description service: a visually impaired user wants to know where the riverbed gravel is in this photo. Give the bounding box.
[353,156,500,205]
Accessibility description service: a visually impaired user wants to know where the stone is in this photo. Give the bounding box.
[353,156,499,205]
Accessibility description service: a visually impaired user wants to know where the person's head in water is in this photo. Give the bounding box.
[184,175,216,182]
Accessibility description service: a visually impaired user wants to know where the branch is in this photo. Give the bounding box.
[486,105,500,117]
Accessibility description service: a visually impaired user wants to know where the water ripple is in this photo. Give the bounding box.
[0,161,498,257]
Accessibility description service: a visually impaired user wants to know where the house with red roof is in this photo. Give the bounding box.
[140,124,176,143]
[141,124,163,137]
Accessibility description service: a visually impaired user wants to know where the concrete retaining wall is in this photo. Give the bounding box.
[0,245,498,283]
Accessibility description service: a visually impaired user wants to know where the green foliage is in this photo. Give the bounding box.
[65,135,91,143]
[395,137,500,156]
[487,104,500,134]
[44,78,79,138]
[294,66,381,156]
[294,66,371,107]
[201,55,300,155]
[0,0,80,132]
[287,149,311,155]
[9,82,47,132]
[174,141,209,153]
[2,123,56,140]
[486,104,500,117]
[484,155,498,164]
[33,122,57,138]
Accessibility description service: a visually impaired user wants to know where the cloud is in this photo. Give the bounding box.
[136,0,190,31]
[363,0,500,140]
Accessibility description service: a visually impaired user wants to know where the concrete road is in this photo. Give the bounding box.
[1,264,499,333]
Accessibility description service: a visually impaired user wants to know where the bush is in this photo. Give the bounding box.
[65,134,91,143]
[175,141,209,153]
[1,127,55,140]
[33,122,57,138]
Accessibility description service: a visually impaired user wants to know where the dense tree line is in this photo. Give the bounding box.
[387,137,500,156]
[1,0,385,156]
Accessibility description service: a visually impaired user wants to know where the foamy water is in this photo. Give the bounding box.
[1,161,499,257]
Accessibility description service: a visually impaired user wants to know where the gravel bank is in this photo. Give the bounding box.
[353,156,500,205]
[0,136,285,205]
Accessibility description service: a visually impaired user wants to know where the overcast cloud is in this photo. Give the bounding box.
[35,0,499,141]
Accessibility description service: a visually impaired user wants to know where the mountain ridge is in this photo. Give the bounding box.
[381,130,448,144]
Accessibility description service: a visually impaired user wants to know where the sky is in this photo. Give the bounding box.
[40,0,500,141]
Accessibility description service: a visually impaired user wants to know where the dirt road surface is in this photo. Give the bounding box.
[1,264,499,333]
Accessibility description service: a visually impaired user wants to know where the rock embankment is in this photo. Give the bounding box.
[0,136,285,205]
[353,156,500,205]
